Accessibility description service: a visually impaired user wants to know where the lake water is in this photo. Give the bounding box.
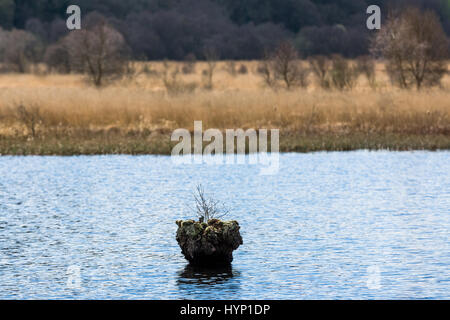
[0,151,449,299]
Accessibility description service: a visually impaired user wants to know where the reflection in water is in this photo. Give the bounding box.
[178,264,237,285]
[176,264,241,298]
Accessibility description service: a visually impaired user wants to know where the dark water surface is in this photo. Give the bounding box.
[0,152,449,299]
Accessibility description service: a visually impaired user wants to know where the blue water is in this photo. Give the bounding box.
[0,151,449,299]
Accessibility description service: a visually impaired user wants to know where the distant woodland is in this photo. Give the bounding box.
[0,0,449,60]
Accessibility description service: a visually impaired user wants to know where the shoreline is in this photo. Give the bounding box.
[1,132,449,155]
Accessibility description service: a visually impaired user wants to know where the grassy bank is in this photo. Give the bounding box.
[1,132,449,155]
[0,62,449,155]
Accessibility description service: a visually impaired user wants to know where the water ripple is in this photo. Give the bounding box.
[0,151,449,299]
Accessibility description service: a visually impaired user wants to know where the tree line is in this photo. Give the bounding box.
[0,0,449,60]
[261,7,448,91]
[0,0,449,90]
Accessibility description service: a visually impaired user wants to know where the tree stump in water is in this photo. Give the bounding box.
[176,219,243,266]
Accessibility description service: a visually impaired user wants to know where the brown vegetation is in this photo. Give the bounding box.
[308,55,331,89]
[372,8,449,90]
[258,42,309,90]
[64,18,129,87]
[0,59,448,155]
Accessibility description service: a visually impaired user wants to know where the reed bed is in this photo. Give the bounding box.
[0,61,449,155]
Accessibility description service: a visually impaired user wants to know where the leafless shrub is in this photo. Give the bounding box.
[182,53,196,74]
[237,64,248,74]
[330,55,359,90]
[141,63,158,76]
[356,55,376,88]
[226,63,248,75]
[308,55,331,89]
[193,185,229,222]
[163,61,180,92]
[162,61,197,95]
[122,61,143,80]
[257,51,278,89]
[294,61,310,88]
[225,61,237,76]
[258,42,310,89]
[15,104,42,137]
[203,47,218,90]
[371,7,449,89]
[272,41,309,89]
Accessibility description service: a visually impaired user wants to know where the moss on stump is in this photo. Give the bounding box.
[176,219,243,266]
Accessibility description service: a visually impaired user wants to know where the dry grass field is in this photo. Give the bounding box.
[0,61,449,155]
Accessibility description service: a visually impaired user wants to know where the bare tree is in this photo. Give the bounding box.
[259,42,309,89]
[372,7,449,89]
[257,49,278,89]
[272,41,309,89]
[193,185,229,222]
[64,18,129,86]
[203,47,218,90]
[16,104,41,137]
[356,55,376,88]
[308,55,331,89]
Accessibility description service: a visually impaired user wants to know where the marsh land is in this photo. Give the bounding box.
[0,61,449,155]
